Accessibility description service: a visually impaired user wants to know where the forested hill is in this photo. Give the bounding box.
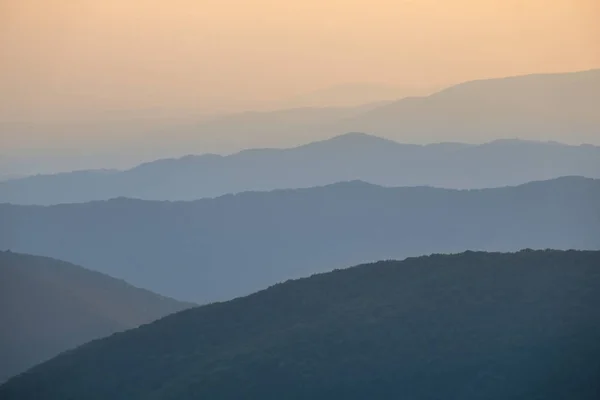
[0,251,193,382]
[2,250,599,400]
[1,176,599,303]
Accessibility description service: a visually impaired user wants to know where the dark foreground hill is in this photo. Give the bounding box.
[0,251,193,382]
[1,134,599,204]
[1,176,599,303]
[1,250,599,400]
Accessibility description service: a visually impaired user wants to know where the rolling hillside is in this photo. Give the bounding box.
[1,250,599,399]
[1,177,598,303]
[0,251,193,382]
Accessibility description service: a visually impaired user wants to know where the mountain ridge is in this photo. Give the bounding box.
[0,251,193,383]
[3,68,599,177]
[347,69,600,144]
[2,176,598,303]
[1,134,598,205]
[1,250,599,399]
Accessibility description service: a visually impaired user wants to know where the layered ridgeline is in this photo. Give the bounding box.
[2,68,599,179]
[0,251,193,383]
[1,135,599,204]
[189,68,599,147]
[341,69,600,144]
[1,176,598,303]
[1,250,599,400]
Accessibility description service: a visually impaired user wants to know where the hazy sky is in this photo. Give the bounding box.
[2,0,599,121]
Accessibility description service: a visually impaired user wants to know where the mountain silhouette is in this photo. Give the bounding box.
[1,177,598,303]
[112,68,600,152]
[2,69,598,178]
[0,251,193,382]
[272,82,437,108]
[1,250,599,399]
[344,69,600,144]
[1,134,598,204]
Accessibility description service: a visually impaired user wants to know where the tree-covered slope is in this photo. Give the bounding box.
[0,251,193,382]
[1,176,599,303]
[1,250,599,399]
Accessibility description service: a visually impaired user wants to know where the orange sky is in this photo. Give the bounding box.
[1,0,599,122]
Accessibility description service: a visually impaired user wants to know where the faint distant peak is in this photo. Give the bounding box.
[508,175,598,191]
[430,68,600,99]
[330,131,382,141]
[130,153,222,171]
[276,82,438,109]
[322,179,381,189]
[310,132,401,147]
[481,138,567,147]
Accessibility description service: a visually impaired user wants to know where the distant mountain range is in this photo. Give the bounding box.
[105,68,600,152]
[271,82,439,109]
[0,174,26,183]
[2,69,599,176]
[1,134,598,204]
[1,176,598,303]
[2,250,599,400]
[340,69,600,144]
[0,251,193,383]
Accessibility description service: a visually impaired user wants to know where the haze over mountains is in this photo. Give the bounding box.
[2,176,598,303]
[2,69,599,175]
[157,68,600,149]
[3,1,599,395]
[1,134,599,205]
[271,82,439,109]
[342,69,600,144]
[0,251,192,383]
[2,250,599,400]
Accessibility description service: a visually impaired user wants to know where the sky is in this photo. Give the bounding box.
[0,0,599,170]
[2,0,599,119]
